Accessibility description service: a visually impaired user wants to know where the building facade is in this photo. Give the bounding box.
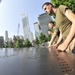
[5,30,9,42]
[22,13,33,42]
[38,13,53,36]
[34,22,41,38]
[0,36,4,47]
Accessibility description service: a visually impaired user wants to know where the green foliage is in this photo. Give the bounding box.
[47,34,51,41]
[39,33,47,44]
[24,39,32,47]
[35,37,39,45]
[8,41,14,48]
[51,0,75,13]
[15,39,23,48]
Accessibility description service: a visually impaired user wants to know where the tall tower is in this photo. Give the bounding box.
[22,13,33,42]
[17,23,20,36]
[5,30,8,42]
[0,36,4,47]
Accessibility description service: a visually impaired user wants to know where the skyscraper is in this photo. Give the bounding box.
[17,23,20,36]
[38,13,53,36]
[0,36,4,47]
[34,22,41,38]
[22,13,33,42]
[5,30,8,42]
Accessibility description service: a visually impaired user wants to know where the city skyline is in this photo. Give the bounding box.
[0,0,50,38]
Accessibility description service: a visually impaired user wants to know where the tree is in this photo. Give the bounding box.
[8,41,14,48]
[39,33,47,44]
[47,34,51,41]
[51,0,75,13]
[34,37,39,45]
[24,39,32,47]
[15,38,23,48]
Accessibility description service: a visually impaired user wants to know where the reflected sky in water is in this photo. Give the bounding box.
[0,47,75,75]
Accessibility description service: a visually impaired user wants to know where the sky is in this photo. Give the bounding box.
[0,0,50,39]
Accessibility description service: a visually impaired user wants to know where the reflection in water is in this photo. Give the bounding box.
[0,48,17,58]
[0,47,75,75]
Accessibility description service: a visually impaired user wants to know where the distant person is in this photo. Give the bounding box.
[48,21,60,47]
[48,29,53,35]
[42,2,75,51]
[47,29,53,47]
